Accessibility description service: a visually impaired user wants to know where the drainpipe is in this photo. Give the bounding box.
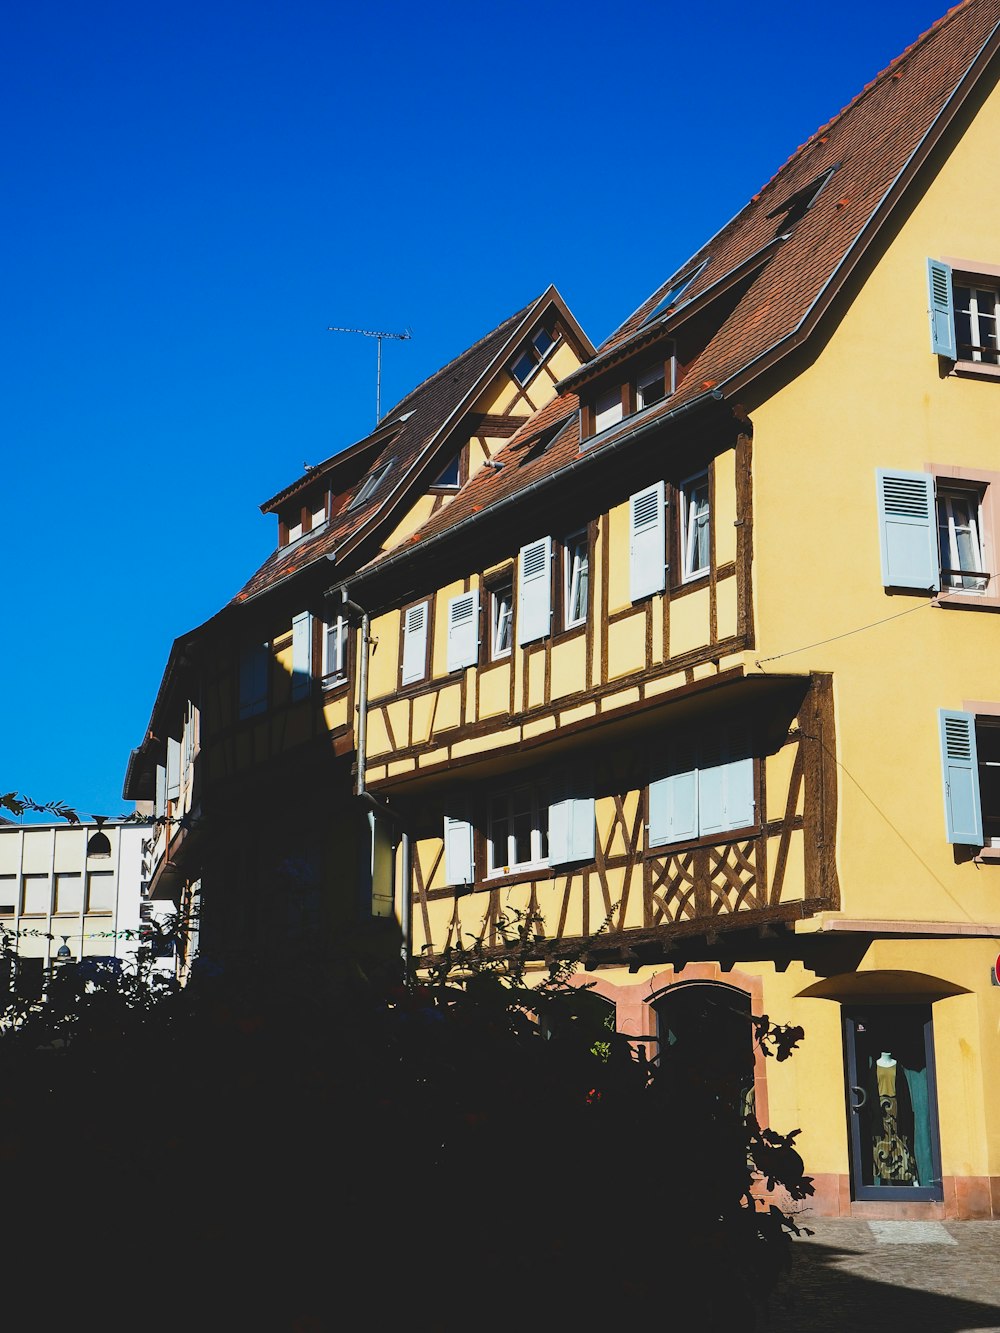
[337,585,410,970]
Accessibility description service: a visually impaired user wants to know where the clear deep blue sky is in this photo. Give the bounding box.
[3,0,949,819]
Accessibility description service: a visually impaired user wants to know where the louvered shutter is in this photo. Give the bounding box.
[518,537,552,645]
[239,645,269,718]
[927,259,957,359]
[549,788,596,866]
[447,591,480,673]
[630,483,666,602]
[876,470,940,592]
[401,602,428,685]
[939,710,983,845]
[444,814,474,886]
[166,737,181,802]
[648,768,698,846]
[291,611,313,700]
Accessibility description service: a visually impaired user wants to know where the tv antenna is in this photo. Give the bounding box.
[327,325,412,425]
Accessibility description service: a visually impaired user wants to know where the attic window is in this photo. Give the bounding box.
[767,164,840,230]
[510,325,560,386]
[348,459,394,511]
[431,455,461,489]
[643,260,709,326]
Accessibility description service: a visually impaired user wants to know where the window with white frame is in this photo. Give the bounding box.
[323,614,348,684]
[679,472,711,581]
[876,469,996,600]
[939,709,1000,847]
[86,871,115,913]
[954,283,1000,364]
[54,873,83,915]
[562,531,589,629]
[490,580,514,659]
[0,876,15,916]
[636,362,668,411]
[487,787,549,876]
[938,486,988,593]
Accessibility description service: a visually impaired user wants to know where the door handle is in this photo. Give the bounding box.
[850,1085,866,1111]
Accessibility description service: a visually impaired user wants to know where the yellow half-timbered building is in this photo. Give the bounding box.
[130,0,1000,1220]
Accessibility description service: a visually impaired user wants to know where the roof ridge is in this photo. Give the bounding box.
[751,0,975,206]
[383,293,544,417]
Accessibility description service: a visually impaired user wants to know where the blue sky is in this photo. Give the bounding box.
[2,0,950,819]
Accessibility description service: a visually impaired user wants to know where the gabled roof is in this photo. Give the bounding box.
[231,286,593,604]
[350,0,1000,593]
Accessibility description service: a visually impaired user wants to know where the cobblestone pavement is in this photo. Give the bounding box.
[764,1219,1000,1332]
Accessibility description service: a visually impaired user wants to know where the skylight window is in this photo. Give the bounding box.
[767,164,840,230]
[510,325,560,386]
[642,259,709,326]
[348,459,394,511]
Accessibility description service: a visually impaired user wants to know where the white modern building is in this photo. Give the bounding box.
[0,818,175,996]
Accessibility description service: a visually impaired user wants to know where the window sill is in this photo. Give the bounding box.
[483,864,555,890]
[950,360,1000,382]
[646,823,758,855]
[933,592,1000,612]
[973,847,1000,863]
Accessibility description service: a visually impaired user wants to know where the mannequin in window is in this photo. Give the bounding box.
[871,1051,917,1185]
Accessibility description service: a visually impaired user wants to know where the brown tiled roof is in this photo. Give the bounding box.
[355,0,1000,588]
[231,287,591,604]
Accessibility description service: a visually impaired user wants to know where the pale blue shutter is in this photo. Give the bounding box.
[166,737,181,802]
[447,591,480,672]
[444,814,474,886]
[697,756,726,837]
[154,764,166,819]
[648,769,698,846]
[723,756,755,831]
[876,471,940,592]
[401,602,428,685]
[630,483,666,602]
[239,645,268,718]
[518,538,552,645]
[549,790,596,865]
[939,709,983,845]
[291,611,313,700]
[927,259,956,359]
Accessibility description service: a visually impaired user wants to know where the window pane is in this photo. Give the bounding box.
[22,876,50,915]
[492,585,513,656]
[54,873,83,915]
[594,389,623,434]
[532,327,555,358]
[637,364,666,409]
[0,876,14,915]
[432,456,460,488]
[86,872,115,914]
[566,537,589,625]
[511,351,536,385]
[683,476,711,577]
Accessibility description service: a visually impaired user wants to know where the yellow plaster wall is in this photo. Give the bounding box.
[381,494,436,551]
[748,75,1000,928]
[713,451,739,566]
[369,614,399,699]
[549,637,587,701]
[478,665,511,718]
[607,501,632,613]
[607,613,645,681]
[667,589,710,658]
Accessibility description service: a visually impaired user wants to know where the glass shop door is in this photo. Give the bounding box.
[843,1005,943,1203]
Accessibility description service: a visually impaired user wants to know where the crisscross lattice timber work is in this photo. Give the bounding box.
[413,675,839,966]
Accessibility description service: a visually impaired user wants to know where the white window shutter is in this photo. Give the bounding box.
[723,756,755,831]
[166,737,181,802]
[518,537,552,645]
[291,611,313,700]
[401,602,428,685]
[630,483,666,601]
[648,768,698,845]
[155,764,166,819]
[447,591,480,673]
[927,259,956,359]
[876,470,940,592]
[697,758,726,836]
[444,814,474,886]
[939,709,983,845]
[549,789,596,866]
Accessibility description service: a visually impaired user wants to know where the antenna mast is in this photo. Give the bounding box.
[327,325,412,425]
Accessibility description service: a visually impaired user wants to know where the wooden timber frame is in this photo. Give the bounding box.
[409,673,839,970]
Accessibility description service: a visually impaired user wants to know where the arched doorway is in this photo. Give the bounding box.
[652,981,756,1118]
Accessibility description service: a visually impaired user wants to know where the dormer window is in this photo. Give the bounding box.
[348,459,394,511]
[594,387,624,434]
[278,491,330,548]
[430,451,464,490]
[636,363,667,410]
[510,325,560,386]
